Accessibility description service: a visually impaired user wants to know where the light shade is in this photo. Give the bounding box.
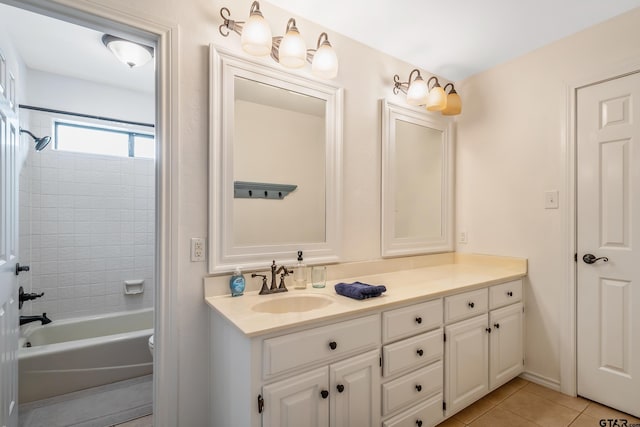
[240,2,272,56]
[426,77,447,111]
[311,34,338,79]
[102,35,153,68]
[406,75,428,106]
[442,85,462,116]
[278,19,306,68]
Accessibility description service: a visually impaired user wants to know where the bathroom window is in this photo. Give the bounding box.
[54,122,155,159]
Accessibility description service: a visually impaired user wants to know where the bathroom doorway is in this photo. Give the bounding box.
[0,2,171,425]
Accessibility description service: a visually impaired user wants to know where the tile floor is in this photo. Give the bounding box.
[114,378,639,427]
[436,378,640,427]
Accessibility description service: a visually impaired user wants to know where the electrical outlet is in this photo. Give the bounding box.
[459,231,468,244]
[191,238,205,262]
[545,190,559,209]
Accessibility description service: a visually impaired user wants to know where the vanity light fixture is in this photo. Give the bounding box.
[102,35,154,68]
[393,69,462,116]
[442,83,462,116]
[218,2,339,79]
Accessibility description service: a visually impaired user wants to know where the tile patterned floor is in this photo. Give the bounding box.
[436,378,640,427]
[114,378,639,427]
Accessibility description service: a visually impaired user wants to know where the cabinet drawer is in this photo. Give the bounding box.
[382,299,442,343]
[382,393,444,427]
[263,314,380,379]
[382,360,443,416]
[444,288,488,323]
[383,328,443,377]
[489,279,522,309]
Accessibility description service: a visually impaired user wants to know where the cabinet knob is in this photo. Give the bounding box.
[415,316,422,324]
[468,302,475,308]
[328,341,337,350]
[485,327,492,333]
[416,420,423,427]
[336,384,344,393]
[507,291,513,297]
[415,384,422,392]
[494,323,500,329]
[320,390,329,399]
[416,349,424,357]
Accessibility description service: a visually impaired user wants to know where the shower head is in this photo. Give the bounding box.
[19,128,51,151]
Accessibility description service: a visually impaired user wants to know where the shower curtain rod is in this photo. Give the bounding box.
[18,104,155,128]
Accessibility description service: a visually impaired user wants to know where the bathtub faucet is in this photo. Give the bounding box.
[19,313,52,326]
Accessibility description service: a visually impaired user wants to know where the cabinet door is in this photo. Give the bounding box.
[489,303,523,390]
[444,314,489,416]
[262,366,329,427]
[330,350,380,427]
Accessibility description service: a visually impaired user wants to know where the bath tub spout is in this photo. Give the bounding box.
[20,313,52,326]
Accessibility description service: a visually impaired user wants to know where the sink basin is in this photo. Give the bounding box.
[251,294,333,314]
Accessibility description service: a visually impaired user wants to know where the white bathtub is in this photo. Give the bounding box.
[18,308,153,403]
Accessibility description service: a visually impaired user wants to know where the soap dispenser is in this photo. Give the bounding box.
[229,267,245,297]
[293,251,307,290]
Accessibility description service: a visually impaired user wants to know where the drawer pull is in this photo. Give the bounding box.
[415,384,422,392]
[415,316,422,324]
[485,327,492,333]
[336,384,344,393]
[416,349,424,357]
[494,323,500,329]
[329,341,337,350]
[468,302,475,308]
[320,390,329,399]
[507,291,513,297]
[416,420,423,427]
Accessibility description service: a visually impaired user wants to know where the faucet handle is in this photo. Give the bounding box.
[278,274,290,292]
[252,273,270,295]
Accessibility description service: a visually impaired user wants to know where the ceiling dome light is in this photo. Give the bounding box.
[442,83,462,116]
[426,76,447,111]
[102,35,154,68]
[278,18,306,68]
[240,1,272,56]
[311,33,338,79]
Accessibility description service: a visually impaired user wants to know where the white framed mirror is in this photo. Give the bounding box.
[209,46,343,273]
[381,99,454,257]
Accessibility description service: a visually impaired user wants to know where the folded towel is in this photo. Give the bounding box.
[334,282,387,300]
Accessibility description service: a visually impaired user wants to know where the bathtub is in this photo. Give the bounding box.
[18,308,153,403]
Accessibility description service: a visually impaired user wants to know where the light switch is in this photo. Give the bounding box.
[459,231,468,244]
[545,191,559,209]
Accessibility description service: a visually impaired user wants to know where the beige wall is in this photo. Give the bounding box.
[456,8,640,386]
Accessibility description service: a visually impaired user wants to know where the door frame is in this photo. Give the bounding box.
[561,57,640,397]
[0,0,180,424]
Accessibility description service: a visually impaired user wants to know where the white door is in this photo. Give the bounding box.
[444,314,488,416]
[577,71,640,417]
[489,303,523,390]
[330,350,380,427]
[0,52,19,427]
[262,366,329,427]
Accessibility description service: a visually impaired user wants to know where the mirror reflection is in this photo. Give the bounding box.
[394,119,442,239]
[233,77,326,246]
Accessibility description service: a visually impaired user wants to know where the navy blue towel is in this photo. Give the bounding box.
[334,282,387,300]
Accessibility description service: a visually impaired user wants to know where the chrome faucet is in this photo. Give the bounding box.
[252,260,292,295]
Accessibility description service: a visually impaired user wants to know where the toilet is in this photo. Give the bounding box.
[148,335,154,357]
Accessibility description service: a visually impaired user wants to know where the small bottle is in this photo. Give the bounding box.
[293,251,307,290]
[229,267,245,297]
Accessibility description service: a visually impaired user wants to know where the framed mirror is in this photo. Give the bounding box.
[209,46,343,273]
[381,99,454,257]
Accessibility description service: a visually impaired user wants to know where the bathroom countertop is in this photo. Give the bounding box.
[204,253,527,337]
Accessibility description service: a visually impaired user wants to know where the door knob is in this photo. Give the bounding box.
[583,254,609,264]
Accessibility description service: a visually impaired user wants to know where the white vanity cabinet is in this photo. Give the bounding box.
[381,298,445,427]
[444,279,523,417]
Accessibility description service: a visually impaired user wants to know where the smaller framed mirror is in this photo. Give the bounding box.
[381,99,454,257]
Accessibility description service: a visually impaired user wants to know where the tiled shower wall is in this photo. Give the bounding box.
[19,112,155,320]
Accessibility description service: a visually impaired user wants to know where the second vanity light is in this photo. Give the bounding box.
[393,69,462,116]
[218,1,339,79]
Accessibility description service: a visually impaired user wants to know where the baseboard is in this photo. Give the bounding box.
[520,371,561,391]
